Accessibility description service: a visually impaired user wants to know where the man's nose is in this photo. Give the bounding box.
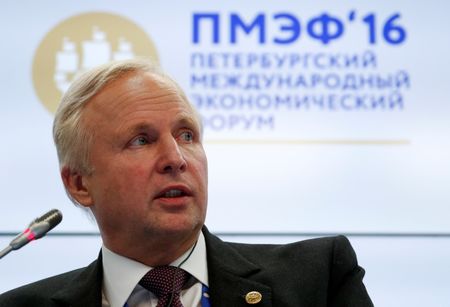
[156,138,187,174]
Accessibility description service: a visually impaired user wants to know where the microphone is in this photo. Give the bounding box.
[0,209,63,259]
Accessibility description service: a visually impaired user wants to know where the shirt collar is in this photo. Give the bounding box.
[101,231,208,307]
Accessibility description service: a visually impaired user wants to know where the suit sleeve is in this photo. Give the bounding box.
[327,236,374,307]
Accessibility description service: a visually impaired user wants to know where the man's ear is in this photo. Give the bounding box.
[61,166,94,207]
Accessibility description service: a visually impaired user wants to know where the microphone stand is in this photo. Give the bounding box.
[0,246,13,259]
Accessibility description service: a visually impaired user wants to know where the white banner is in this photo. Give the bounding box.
[0,1,449,233]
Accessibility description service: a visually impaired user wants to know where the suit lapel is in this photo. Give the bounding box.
[45,231,273,307]
[203,227,272,307]
[51,252,103,307]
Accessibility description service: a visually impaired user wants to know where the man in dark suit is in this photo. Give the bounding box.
[0,59,373,306]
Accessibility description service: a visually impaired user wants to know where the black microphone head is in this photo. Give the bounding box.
[29,209,63,239]
[8,209,63,251]
[38,209,63,230]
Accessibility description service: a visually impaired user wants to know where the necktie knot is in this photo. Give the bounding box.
[139,266,189,307]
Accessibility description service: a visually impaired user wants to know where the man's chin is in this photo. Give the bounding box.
[147,218,202,238]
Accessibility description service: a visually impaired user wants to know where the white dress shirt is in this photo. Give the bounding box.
[101,232,209,307]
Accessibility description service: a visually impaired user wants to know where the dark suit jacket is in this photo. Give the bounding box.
[0,227,373,306]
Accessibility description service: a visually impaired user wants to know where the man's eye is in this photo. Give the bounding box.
[180,131,194,142]
[130,136,148,146]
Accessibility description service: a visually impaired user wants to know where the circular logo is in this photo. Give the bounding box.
[245,291,262,304]
[32,12,159,113]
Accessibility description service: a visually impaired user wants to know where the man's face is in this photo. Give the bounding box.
[77,72,208,253]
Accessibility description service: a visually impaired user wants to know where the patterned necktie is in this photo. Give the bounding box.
[139,266,189,307]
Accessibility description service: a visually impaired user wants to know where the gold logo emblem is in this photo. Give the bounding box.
[32,12,159,113]
[245,291,262,304]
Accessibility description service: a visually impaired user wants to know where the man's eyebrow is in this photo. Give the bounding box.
[121,122,156,136]
[176,116,200,130]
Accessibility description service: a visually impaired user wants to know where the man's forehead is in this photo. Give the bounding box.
[82,71,201,129]
[86,71,179,111]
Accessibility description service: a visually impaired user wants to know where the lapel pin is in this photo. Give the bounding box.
[245,291,262,304]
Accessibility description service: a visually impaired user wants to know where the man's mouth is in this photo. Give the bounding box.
[162,189,187,198]
[156,187,191,199]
